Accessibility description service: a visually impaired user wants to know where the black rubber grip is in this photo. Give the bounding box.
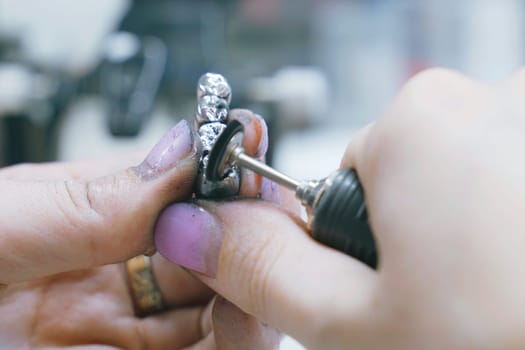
[310,169,378,269]
[206,120,243,181]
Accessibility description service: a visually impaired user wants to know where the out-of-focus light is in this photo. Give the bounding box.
[104,32,140,63]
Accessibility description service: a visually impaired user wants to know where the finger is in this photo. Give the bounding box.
[26,298,211,350]
[212,296,281,350]
[227,109,301,213]
[0,120,201,284]
[0,145,217,307]
[136,302,212,350]
[183,333,215,350]
[154,200,377,349]
[339,122,375,171]
[183,296,281,350]
[202,108,296,208]
[152,253,214,307]
[43,347,120,350]
[227,109,268,196]
[155,110,272,307]
[0,151,147,181]
[227,109,268,160]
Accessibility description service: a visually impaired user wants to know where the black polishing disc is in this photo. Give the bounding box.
[206,120,244,181]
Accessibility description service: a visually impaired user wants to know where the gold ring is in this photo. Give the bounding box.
[125,255,165,317]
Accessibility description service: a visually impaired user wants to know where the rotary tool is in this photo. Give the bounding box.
[206,120,378,269]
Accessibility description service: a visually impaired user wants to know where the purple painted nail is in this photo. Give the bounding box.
[260,177,281,204]
[141,120,195,177]
[154,203,222,277]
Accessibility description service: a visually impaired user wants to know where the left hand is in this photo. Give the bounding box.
[0,115,280,349]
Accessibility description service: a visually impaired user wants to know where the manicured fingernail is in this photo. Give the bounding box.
[142,120,195,176]
[254,114,268,159]
[259,177,281,204]
[228,109,268,158]
[154,203,222,277]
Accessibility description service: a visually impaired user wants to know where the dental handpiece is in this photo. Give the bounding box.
[207,120,378,269]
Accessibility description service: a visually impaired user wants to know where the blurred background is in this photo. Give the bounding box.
[1,0,524,174]
[0,0,524,347]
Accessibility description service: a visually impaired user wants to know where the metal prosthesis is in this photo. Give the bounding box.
[207,120,378,269]
[194,73,240,198]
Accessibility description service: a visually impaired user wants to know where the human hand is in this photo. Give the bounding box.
[0,117,279,349]
[154,69,525,349]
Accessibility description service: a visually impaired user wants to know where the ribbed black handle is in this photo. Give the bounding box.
[310,169,378,269]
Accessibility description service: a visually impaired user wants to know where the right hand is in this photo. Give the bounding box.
[155,68,525,349]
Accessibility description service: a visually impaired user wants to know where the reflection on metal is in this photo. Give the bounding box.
[194,73,240,198]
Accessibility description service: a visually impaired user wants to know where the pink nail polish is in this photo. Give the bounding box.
[142,120,195,177]
[260,177,281,204]
[154,203,222,277]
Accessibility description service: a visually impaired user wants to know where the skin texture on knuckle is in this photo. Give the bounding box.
[54,170,152,265]
[52,180,104,234]
[51,179,117,266]
[57,170,137,228]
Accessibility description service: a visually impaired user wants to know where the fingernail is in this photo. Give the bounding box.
[154,203,222,277]
[259,177,281,204]
[254,114,268,159]
[229,109,268,158]
[142,120,195,176]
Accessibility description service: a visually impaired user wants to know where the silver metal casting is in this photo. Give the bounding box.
[194,72,240,198]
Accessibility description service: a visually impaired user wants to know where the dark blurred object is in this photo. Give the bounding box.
[0,0,316,166]
[0,62,74,166]
[114,0,313,104]
[101,32,167,137]
[103,0,314,160]
[118,0,230,96]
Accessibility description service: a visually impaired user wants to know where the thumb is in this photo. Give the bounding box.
[0,120,201,284]
[154,200,377,349]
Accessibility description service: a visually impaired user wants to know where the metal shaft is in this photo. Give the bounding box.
[234,151,300,191]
